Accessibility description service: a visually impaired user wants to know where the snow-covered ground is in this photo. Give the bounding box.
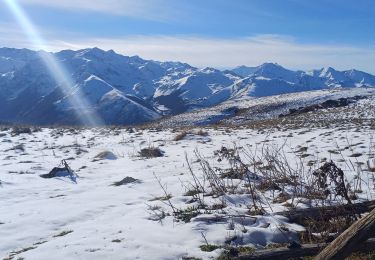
[1,120,374,259]
[154,87,375,127]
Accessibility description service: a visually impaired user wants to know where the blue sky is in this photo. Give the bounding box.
[2,0,375,72]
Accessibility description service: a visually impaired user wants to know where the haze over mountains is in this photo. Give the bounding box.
[0,47,374,125]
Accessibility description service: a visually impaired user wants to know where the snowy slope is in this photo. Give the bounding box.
[153,87,375,127]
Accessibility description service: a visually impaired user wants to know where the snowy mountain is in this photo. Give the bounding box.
[231,65,258,77]
[154,67,241,112]
[0,47,374,125]
[230,63,375,98]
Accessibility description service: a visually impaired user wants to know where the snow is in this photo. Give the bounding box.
[1,119,374,259]
[154,87,375,128]
[1,46,375,259]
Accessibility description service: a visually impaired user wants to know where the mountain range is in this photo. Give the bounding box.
[0,47,374,125]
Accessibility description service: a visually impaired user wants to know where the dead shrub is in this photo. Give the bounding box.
[174,131,189,141]
[11,126,32,136]
[312,161,352,204]
[196,129,209,136]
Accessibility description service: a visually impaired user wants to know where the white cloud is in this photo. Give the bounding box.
[19,0,176,20]
[55,34,375,73]
[1,25,375,73]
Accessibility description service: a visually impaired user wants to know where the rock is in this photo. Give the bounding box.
[94,151,117,160]
[40,160,77,183]
[111,177,140,186]
[139,147,164,158]
[40,167,71,178]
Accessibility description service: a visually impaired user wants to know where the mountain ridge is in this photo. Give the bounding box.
[0,47,374,125]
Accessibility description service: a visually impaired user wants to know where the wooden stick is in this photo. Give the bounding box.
[278,200,375,224]
[235,238,375,259]
[315,208,375,260]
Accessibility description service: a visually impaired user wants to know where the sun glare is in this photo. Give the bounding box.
[4,0,103,126]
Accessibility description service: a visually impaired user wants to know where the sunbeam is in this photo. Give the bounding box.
[4,0,103,126]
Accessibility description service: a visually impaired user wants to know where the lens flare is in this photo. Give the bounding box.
[4,0,103,126]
